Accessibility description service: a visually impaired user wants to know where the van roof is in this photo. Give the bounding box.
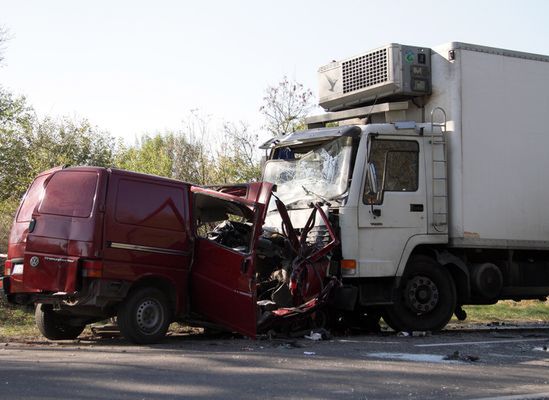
[58,166,192,186]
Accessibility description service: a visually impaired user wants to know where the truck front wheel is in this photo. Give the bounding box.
[35,304,85,340]
[117,287,171,344]
[383,255,456,332]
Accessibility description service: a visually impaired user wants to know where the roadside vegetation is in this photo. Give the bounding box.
[1,298,548,341]
[460,300,549,324]
[0,299,37,340]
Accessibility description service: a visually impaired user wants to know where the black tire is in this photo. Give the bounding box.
[383,255,456,332]
[35,304,85,340]
[117,287,171,344]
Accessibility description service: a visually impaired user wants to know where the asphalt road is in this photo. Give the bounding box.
[0,327,548,400]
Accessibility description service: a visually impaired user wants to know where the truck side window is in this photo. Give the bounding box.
[364,139,419,205]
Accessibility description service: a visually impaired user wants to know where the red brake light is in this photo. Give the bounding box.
[4,260,12,276]
[82,259,103,278]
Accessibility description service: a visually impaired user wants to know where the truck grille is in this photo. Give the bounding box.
[342,48,388,93]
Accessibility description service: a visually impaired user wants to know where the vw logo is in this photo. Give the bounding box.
[29,256,40,268]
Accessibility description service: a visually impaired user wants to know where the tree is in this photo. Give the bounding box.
[0,88,35,201]
[0,95,118,254]
[0,26,8,64]
[116,112,215,185]
[116,134,173,177]
[260,76,314,136]
[28,117,117,176]
[214,121,261,183]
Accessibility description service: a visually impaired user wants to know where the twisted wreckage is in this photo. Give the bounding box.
[1,167,342,344]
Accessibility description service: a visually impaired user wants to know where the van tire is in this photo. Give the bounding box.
[117,287,171,344]
[35,304,85,340]
[383,255,456,332]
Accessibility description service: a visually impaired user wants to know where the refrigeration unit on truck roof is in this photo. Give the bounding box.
[318,43,432,111]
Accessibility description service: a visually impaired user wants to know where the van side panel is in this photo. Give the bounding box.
[102,171,192,315]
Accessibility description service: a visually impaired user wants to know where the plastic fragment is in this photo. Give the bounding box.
[304,331,323,341]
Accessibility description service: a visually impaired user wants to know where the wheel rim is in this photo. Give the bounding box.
[404,275,439,314]
[136,299,164,334]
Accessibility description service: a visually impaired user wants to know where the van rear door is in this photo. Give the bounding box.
[6,167,62,294]
[190,183,272,338]
[22,168,107,294]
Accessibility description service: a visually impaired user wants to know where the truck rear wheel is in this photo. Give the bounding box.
[117,287,171,344]
[383,255,456,332]
[35,304,85,340]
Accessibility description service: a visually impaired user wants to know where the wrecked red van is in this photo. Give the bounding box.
[1,166,338,343]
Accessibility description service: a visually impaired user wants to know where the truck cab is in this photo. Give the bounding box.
[262,119,452,331]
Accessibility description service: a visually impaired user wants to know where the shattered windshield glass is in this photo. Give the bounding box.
[263,136,353,207]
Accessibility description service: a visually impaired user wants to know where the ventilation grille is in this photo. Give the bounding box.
[342,48,389,94]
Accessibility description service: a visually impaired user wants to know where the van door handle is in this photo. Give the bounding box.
[410,204,424,212]
[29,218,37,233]
[241,258,251,274]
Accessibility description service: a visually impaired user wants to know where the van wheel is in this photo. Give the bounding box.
[35,304,85,340]
[383,255,456,332]
[117,287,171,344]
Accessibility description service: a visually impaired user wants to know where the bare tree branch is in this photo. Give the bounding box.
[260,76,314,136]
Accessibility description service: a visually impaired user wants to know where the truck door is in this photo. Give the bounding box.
[190,183,272,338]
[357,136,428,276]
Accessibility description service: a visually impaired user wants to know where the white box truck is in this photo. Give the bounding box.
[260,42,549,331]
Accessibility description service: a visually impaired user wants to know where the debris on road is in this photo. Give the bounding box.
[304,332,323,341]
[443,351,480,362]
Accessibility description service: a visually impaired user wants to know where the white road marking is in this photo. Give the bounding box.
[469,392,549,400]
[367,352,457,363]
[337,340,400,344]
[416,338,548,347]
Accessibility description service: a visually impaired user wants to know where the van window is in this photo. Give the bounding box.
[39,171,98,218]
[17,175,48,222]
[194,193,255,253]
[115,179,185,232]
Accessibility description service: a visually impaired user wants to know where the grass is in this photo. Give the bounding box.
[458,300,549,324]
[0,299,548,341]
[0,300,39,341]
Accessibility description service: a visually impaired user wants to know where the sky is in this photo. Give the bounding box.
[1,0,549,143]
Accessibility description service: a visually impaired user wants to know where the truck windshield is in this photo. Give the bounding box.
[263,136,353,208]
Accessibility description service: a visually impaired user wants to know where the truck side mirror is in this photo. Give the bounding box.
[367,163,382,217]
[367,163,378,197]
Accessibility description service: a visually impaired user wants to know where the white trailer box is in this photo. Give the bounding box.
[427,43,549,249]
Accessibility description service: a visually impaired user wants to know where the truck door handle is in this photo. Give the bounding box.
[410,204,424,212]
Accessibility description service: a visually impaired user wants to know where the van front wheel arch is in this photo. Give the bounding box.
[117,287,171,344]
[383,255,456,332]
